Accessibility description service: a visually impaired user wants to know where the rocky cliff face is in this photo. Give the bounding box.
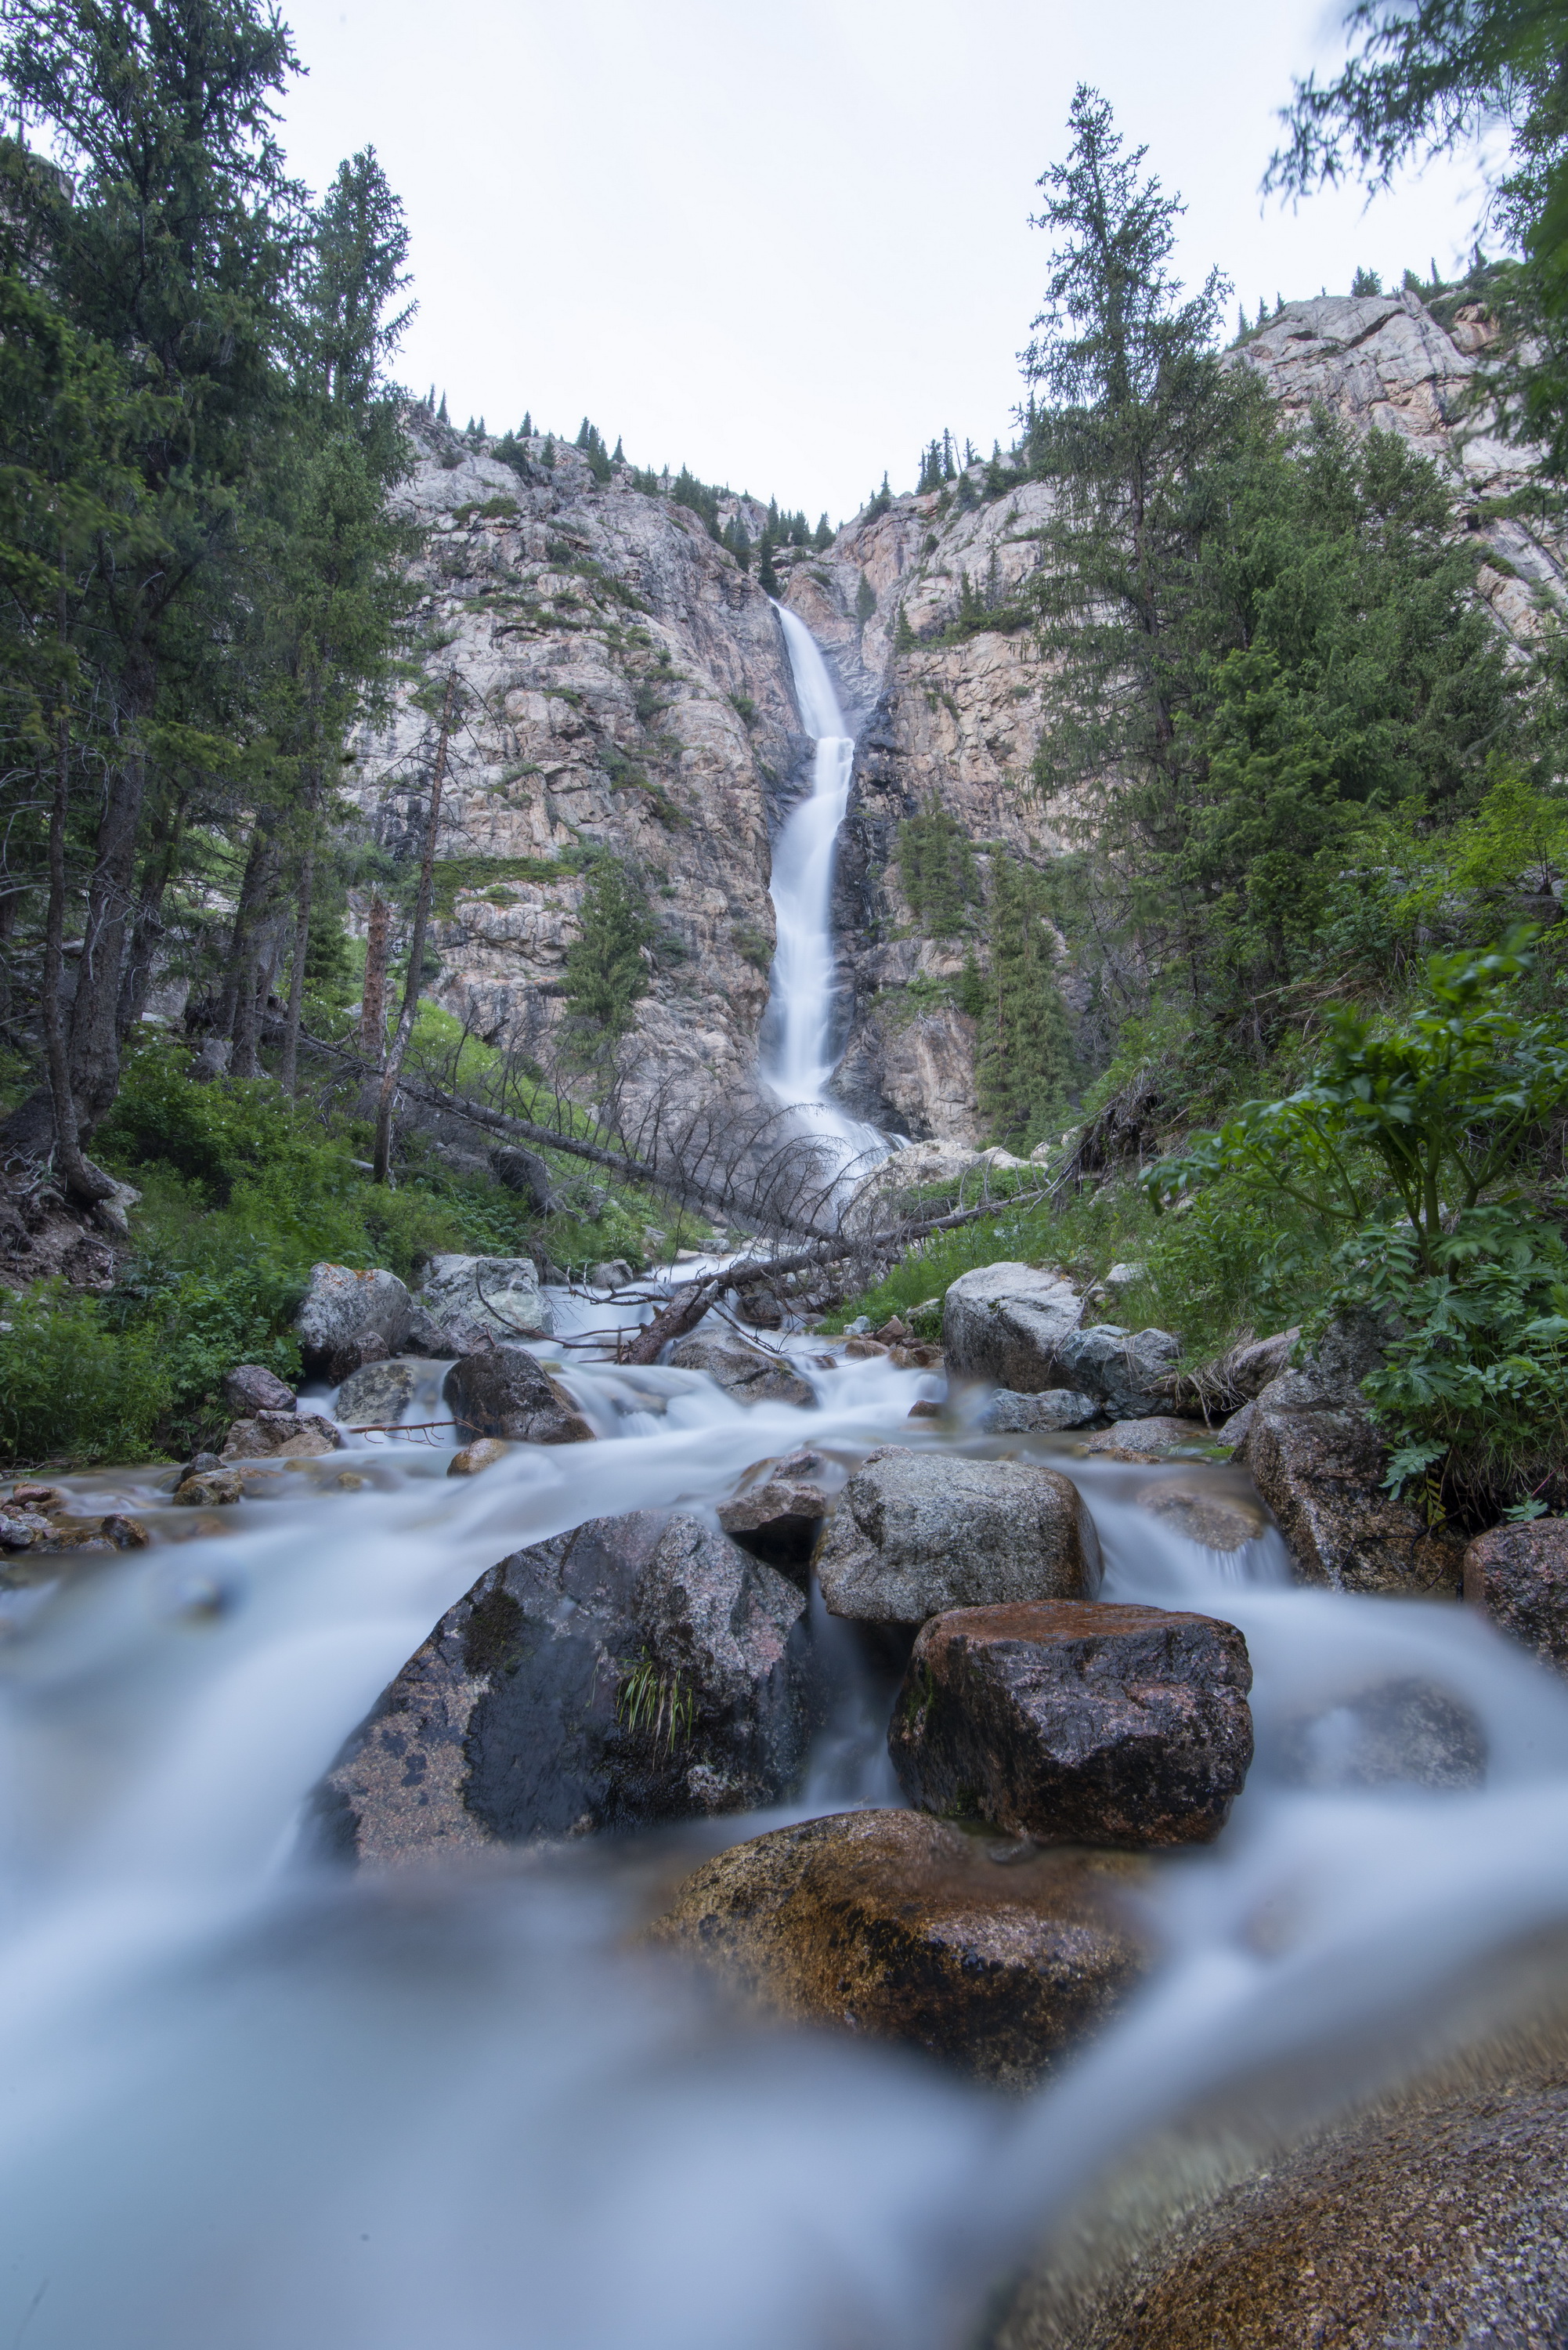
[368,289,1559,1152]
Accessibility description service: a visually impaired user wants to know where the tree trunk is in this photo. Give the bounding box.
[359,892,391,1065]
[42,711,112,1204]
[115,794,187,1037]
[279,788,320,1098]
[225,815,281,1079]
[374,673,456,1184]
[64,646,155,1134]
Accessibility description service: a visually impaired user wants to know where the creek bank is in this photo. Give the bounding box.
[647,1809,1154,2088]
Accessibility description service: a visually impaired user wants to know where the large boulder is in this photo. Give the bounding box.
[1465,1520,1568,1669]
[310,1510,812,1864]
[647,1809,1153,2088]
[443,1347,595,1445]
[999,2026,1568,2350]
[815,1446,1085,1625]
[1248,1403,1463,1595]
[978,1389,1101,1434]
[889,1600,1253,1846]
[941,1263,1084,1392]
[1136,1477,1269,1553]
[294,1263,411,1380]
[667,1333,815,1407]
[1054,1325,1184,1419]
[411,1253,552,1342]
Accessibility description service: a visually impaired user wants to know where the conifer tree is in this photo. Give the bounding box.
[562,856,654,1039]
[974,855,1076,1149]
[758,532,780,595]
[814,512,833,549]
[854,570,876,624]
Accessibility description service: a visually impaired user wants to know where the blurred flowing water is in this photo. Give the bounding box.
[6,1307,1568,2348]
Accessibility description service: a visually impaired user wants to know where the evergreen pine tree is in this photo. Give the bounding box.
[522,410,532,436]
[562,856,654,1039]
[438,391,448,421]
[975,856,1076,1149]
[894,604,917,652]
[612,435,623,462]
[814,512,833,549]
[855,570,876,624]
[758,532,780,595]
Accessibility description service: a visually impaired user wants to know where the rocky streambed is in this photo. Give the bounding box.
[5,1253,1568,2349]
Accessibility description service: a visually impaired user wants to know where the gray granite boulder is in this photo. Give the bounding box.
[309,1509,813,1863]
[334,1358,419,1425]
[221,1410,342,1461]
[1248,1404,1463,1596]
[222,1363,296,1415]
[815,1445,1085,1624]
[1464,1520,1568,1670]
[444,1347,594,1445]
[413,1253,551,1340]
[1055,1325,1183,1418]
[667,1334,815,1406]
[978,1388,1101,1434]
[294,1262,412,1380]
[941,1262,1084,1391]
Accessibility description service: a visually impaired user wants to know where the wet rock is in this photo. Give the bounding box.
[979,1389,1101,1434]
[648,1808,1154,2088]
[413,1253,551,1342]
[8,1482,62,1509]
[295,1263,412,1380]
[889,1600,1253,1846]
[1055,1327,1184,1420]
[1464,1520,1568,1669]
[815,1446,1085,1625]
[1136,1479,1267,1553]
[222,1363,296,1416]
[667,1334,815,1407]
[1248,1403,1463,1595]
[173,1468,244,1506]
[588,1258,634,1291]
[941,1262,1084,1392]
[907,1398,943,1420]
[446,1437,510,1477]
[1083,1417,1212,1461]
[444,1347,595,1445]
[1275,1676,1487,1790]
[716,1478,829,1578]
[733,1282,783,1329]
[0,1509,51,1550]
[310,1510,811,1864]
[334,1358,418,1426]
[222,1410,343,1462]
[999,2022,1568,2350]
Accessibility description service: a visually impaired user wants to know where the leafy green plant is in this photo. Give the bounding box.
[0,1281,173,1468]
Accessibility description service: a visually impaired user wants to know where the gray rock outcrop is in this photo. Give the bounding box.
[294,1263,412,1380]
[310,1509,812,1863]
[941,1262,1085,1391]
[890,1600,1254,1846]
[413,1252,551,1340]
[815,1445,1084,1624]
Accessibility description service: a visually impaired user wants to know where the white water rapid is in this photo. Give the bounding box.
[7,1311,1568,2348]
[759,607,888,1177]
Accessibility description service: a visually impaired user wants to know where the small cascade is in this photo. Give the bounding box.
[760,607,887,1177]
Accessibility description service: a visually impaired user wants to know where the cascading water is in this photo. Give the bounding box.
[7,1312,1568,2348]
[759,607,887,1175]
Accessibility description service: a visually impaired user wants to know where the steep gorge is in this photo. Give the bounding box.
[366,285,1565,1150]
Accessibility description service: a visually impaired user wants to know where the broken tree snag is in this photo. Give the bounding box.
[374,670,457,1184]
[358,891,390,1067]
[621,1278,721,1365]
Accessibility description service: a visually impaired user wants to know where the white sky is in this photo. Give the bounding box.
[276,0,1507,523]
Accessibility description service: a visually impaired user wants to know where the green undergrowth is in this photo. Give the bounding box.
[0,1036,702,1470]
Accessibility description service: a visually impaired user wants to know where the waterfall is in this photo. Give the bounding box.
[760,607,887,1174]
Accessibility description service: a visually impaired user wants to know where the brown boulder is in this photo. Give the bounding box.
[647,1808,1153,2088]
[173,1469,244,1506]
[446,1437,510,1477]
[1248,1405,1463,1595]
[1465,1519,1568,1668]
[890,1600,1253,1846]
[443,1347,595,1445]
[815,1446,1085,1625]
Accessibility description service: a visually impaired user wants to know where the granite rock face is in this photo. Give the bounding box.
[1248,1404,1463,1596]
[412,1253,551,1341]
[648,1808,1153,2088]
[941,1263,1085,1392]
[890,1600,1254,1846]
[1465,1520,1568,1669]
[815,1446,1085,1625]
[443,1347,595,1445]
[311,1509,813,1864]
[294,1263,412,1381]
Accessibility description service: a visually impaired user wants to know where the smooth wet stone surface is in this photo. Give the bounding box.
[890,1600,1254,1846]
[815,1445,1084,1625]
[717,1478,829,1578]
[222,1410,342,1462]
[1465,1520,1568,1670]
[446,1437,510,1477]
[1083,1417,1211,1461]
[648,1808,1154,2088]
[444,1347,595,1445]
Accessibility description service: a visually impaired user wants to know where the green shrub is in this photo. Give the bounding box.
[0,1282,173,1467]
